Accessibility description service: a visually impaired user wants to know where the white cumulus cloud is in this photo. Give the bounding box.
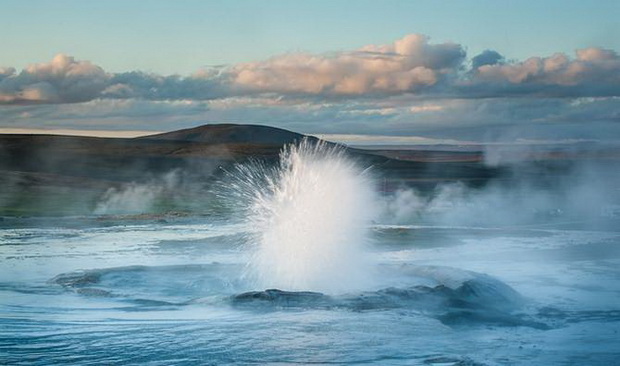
[468,47,620,96]
[229,34,465,95]
[0,54,108,104]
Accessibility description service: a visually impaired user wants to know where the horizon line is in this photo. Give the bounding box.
[0,128,160,138]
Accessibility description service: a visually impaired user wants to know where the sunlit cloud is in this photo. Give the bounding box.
[0,54,107,104]
[230,34,464,96]
[1,34,619,141]
[2,34,618,106]
[464,47,620,97]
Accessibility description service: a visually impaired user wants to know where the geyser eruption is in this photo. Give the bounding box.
[237,140,377,294]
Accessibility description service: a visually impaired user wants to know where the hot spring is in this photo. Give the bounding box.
[2,140,619,365]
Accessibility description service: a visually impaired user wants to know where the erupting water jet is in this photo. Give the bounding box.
[235,140,378,294]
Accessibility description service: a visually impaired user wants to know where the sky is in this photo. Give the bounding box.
[1,0,619,143]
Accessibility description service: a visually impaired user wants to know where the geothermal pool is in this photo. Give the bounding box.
[2,143,620,365]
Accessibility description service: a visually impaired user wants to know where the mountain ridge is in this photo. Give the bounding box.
[0,123,500,216]
[138,123,318,145]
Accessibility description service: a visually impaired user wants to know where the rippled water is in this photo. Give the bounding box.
[1,218,620,365]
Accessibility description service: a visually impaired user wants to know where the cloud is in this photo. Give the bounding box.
[0,54,108,104]
[466,47,620,97]
[471,50,504,69]
[1,35,619,142]
[104,71,229,100]
[0,98,212,132]
[0,55,229,105]
[2,93,619,142]
[0,67,15,80]
[1,35,619,106]
[229,34,465,95]
[409,104,444,113]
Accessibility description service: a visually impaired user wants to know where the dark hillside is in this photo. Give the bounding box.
[0,124,502,216]
[139,123,317,145]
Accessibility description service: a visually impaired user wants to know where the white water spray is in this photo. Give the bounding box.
[235,140,377,294]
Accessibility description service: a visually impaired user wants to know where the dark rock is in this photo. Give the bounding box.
[51,271,101,287]
[76,288,112,297]
[232,289,332,308]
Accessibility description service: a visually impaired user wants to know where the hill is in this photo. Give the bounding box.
[0,124,499,216]
[139,123,316,145]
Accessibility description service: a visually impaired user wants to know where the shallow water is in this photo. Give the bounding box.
[1,218,619,365]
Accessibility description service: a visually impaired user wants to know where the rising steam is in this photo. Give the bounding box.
[93,170,181,215]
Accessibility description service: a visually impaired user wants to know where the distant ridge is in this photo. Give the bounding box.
[0,123,506,216]
[139,123,317,145]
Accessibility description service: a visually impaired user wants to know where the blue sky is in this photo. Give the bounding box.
[3,0,618,74]
[1,1,619,142]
